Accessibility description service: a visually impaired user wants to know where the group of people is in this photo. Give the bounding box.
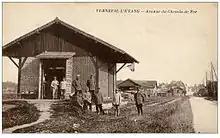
[50,74,146,116]
[50,77,67,99]
[70,74,124,116]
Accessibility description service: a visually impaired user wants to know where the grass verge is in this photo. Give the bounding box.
[14,96,194,133]
[2,100,40,129]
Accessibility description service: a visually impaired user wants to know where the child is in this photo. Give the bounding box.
[112,89,121,116]
[83,87,92,111]
[60,77,67,100]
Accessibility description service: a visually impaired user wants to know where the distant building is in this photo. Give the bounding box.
[172,86,185,96]
[117,79,157,99]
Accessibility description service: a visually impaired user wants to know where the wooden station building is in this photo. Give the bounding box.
[3,17,139,99]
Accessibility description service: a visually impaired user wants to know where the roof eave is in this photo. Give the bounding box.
[3,19,57,51]
[3,17,139,63]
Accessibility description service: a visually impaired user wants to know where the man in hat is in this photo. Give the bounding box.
[94,87,104,115]
[51,76,59,99]
[134,87,145,116]
[87,74,96,110]
[72,74,82,95]
[87,74,95,97]
[60,77,67,99]
[112,88,122,116]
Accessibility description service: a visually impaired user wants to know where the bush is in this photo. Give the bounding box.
[193,88,208,97]
[3,100,40,129]
[50,99,84,118]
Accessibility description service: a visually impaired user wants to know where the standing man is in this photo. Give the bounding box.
[134,87,145,116]
[87,74,96,108]
[112,89,122,116]
[94,88,104,115]
[60,77,67,99]
[42,73,47,99]
[72,74,82,95]
[51,76,59,99]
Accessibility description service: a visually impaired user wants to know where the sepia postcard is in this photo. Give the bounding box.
[1,2,218,134]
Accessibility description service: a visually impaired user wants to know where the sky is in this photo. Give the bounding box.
[2,3,218,86]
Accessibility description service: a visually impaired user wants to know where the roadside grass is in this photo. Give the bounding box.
[167,98,194,133]
[14,96,194,133]
[204,96,218,101]
[2,100,40,129]
[138,97,194,133]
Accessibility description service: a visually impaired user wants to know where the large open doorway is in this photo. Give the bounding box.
[42,59,66,99]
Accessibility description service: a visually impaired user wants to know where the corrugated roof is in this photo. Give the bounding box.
[36,52,75,59]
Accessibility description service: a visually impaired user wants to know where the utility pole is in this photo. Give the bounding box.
[209,62,217,97]
[211,62,217,81]
[205,71,208,87]
[210,62,217,98]
[210,63,214,81]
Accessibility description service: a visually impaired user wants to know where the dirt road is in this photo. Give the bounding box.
[189,97,218,133]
